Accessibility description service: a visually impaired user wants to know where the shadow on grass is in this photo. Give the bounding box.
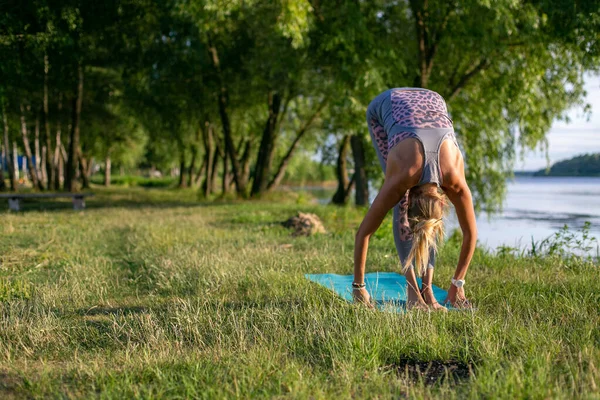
[77,305,149,316]
[212,298,476,387]
[0,185,323,214]
[48,303,167,321]
[0,371,24,397]
[0,197,251,213]
[0,198,210,213]
[382,359,473,386]
[0,187,246,213]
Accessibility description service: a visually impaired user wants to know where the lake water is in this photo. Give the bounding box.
[445,176,600,253]
[297,176,600,254]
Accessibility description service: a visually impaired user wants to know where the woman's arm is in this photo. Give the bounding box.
[354,170,409,285]
[444,183,477,282]
[440,142,477,305]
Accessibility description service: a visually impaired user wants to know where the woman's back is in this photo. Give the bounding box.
[387,133,465,190]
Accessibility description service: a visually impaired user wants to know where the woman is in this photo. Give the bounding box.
[352,88,477,310]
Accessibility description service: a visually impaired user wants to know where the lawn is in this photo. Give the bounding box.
[0,187,599,399]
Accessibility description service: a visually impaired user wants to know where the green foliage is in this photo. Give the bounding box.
[82,67,149,168]
[534,153,600,177]
[281,152,335,184]
[1,0,599,209]
[364,0,599,211]
[528,222,599,261]
[276,0,313,49]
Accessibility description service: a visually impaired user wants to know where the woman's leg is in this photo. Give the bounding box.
[367,116,427,309]
[420,252,446,310]
[392,195,429,309]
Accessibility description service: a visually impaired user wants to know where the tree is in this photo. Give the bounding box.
[64,64,83,192]
[316,0,600,210]
[331,134,354,205]
[180,0,329,198]
[373,0,600,210]
[2,0,597,211]
[1,97,17,191]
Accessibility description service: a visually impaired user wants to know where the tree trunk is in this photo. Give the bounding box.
[187,155,197,187]
[104,154,111,186]
[19,103,43,190]
[195,159,206,187]
[413,1,428,88]
[16,38,42,190]
[65,64,83,192]
[0,141,5,191]
[208,41,246,196]
[2,101,17,190]
[195,133,207,186]
[222,145,230,194]
[34,116,42,182]
[54,93,63,190]
[240,140,252,186]
[178,144,187,188]
[44,146,53,188]
[267,97,327,191]
[251,92,281,197]
[60,143,68,166]
[209,143,220,195]
[331,135,354,205]
[22,153,27,182]
[351,134,369,206]
[78,154,91,189]
[201,121,215,197]
[43,54,54,189]
[12,141,19,182]
[41,145,47,186]
[86,157,93,177]
[187,135,199,188]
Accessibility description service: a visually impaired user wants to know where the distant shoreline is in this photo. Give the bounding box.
[514,172,600,178]
[515,171,600,179]
[526,153,600,177]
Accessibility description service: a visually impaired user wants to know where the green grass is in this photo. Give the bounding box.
[0,187,599,399]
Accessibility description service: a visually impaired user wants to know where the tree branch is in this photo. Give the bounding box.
[410,0,428,87]
[344,174,356,200]
[425,3,455,78]
[447,58,490,101]
[267,97,328,190]
[208,36,246,195]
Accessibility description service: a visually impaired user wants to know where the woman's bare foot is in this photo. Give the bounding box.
[405,300,429,311]
[420,286,448,312]
[406,282,429,311]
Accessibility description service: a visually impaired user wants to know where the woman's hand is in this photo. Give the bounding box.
[352,287,374,309]
[444,285,473,309]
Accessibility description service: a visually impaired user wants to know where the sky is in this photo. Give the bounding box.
[518,74,600,171]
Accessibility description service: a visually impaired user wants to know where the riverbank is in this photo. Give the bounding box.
[284,176,600,254]
[1,187,599,398]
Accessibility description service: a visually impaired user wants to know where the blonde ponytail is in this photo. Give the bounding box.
[402,187,448,277]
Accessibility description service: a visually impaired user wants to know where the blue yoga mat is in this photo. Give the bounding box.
[305,272,451,312]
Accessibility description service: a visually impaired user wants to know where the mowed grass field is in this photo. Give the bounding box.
[0,187,599,399]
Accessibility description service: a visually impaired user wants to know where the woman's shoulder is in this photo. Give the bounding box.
[439,139,466,189]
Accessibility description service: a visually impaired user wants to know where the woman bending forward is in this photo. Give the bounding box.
[353,88,477,310]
